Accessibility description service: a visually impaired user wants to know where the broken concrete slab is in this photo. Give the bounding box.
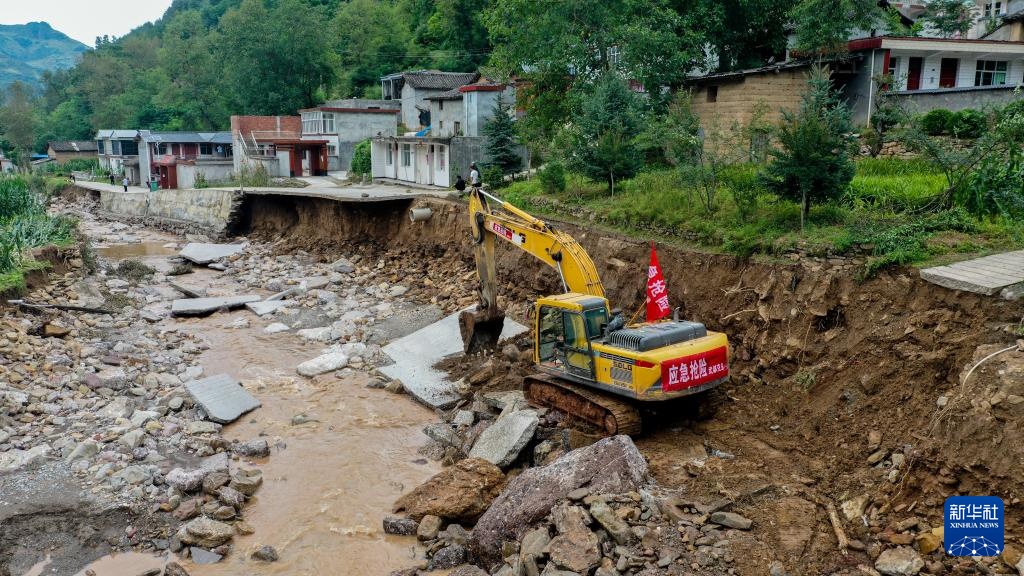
[469,409,539,468]
[179,243,246,265]
[297,352,349,377]
[246,301,289,316]
[172,295,262,316]
[380,308,527,409]
[300,276,330,290]
[169,281,207,299]
[184,374,261,424]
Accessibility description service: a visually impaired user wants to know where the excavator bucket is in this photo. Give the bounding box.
[459,307,506,355]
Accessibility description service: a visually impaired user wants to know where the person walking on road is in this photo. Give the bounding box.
[122,175,129,192]
[469,162,481,189]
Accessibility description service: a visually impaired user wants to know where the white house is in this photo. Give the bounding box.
[298,99,400,172]
[371,79,523,188]
[381,70,480,130]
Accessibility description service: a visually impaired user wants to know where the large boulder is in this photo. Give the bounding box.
[175,517,234,548]
[393,458,505,523]
[875,546,924,576]
[469,435,649,566]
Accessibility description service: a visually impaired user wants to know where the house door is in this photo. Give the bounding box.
[907,57,923,90]
[939,58,958,88]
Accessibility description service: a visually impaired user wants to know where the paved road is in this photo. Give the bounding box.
[920,250,1024,299]
[74,178,452,203]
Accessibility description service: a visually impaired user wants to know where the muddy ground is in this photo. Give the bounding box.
[1,190,1022,575]
[235,194,1024,574]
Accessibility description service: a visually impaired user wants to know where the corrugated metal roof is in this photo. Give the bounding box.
[95,129,139,139]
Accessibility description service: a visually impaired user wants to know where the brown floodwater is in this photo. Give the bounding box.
[177,311,441,575]
[96,242,180,259]
[70,242,442,576]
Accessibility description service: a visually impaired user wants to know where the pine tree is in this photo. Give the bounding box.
[483,95,523,179]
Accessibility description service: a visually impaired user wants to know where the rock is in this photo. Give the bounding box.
[234,439,270,458]
[590,500,634,544]
[163,562,191,576]
[65,440,99,463]
[875,546,924,576]
[95,367,128,390]
[709,511,752,530]
[113,465,150,485]
[176,517,234,548]
[449,567,488,576]
[171,295,262,316]
[203,471,231,494]
[229,468,263,496]
[189,547,223,564]
[184,374,261,424]
[1016,556,1024,575]
[297,352,348,377]
[418,515,443,541]
[264,323,290,334]
[187,421,220,435]
[915,529,942,555]
[468,409,539,468]
[428,544,467,570]
[331,258,354,273]
[868,430,882,451]
[166,468,209,492]
[453,410,475,427]
[246,301,288,316]
[119,429,145,449]
[251,545,279,562]
[393,458,505,523]
[0,445,52,472]
[218,486,246,509]
[548,512,600,574]
[179,243,245,265]
[520,527,551,558]
[471,436,649,566]
[842,494,870,521]
[383,516,419,536]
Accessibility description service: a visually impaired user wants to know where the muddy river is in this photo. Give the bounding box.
[54,237,442,575]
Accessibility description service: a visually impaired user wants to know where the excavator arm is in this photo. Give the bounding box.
[460,187,605,353]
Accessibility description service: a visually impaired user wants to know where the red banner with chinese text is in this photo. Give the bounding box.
[661,346,729,392]
[646,244,670,322]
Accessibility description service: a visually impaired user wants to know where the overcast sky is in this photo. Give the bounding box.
[0,1,173,46]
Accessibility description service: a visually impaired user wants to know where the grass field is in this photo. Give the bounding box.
[0,176,77,292]
[500,158,1023,275]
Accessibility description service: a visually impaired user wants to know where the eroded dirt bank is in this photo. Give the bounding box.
[233,193,1024,574]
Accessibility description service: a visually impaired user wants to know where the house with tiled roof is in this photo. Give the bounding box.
[139,131,234,189]
[371,75,525,188]
[47,140,98,163]
[380,70,481,129]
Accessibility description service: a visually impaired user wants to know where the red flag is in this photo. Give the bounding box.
[646,243,671,322]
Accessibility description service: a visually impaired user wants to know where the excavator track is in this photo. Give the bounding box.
[524,373,642,436]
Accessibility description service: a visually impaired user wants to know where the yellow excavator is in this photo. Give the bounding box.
[459,188,730,435]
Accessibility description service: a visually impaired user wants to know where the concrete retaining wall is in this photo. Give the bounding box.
[92,187,238,232]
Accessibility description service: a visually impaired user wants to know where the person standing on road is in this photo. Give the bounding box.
[122,175,129,192]
[109,172,115,186]
[454,174,467,196]
[469,162,481,189]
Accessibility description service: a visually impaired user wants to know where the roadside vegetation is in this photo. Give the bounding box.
[0,176,77,292]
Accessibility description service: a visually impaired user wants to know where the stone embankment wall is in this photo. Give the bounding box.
[83,186,239,233]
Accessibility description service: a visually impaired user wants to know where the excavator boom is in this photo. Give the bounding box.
[461,188,604,352]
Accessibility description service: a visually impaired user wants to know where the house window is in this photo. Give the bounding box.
[322,113,335,133]
[96,140,106,155]
[437,146,445,170]
[302,112,319,134]
[984,2,1002,17]
[111,140,122,155]
[707,86,719,103]
[401,144,411,167]
[439,100,444,111]
[975,60,1008,86]
[439,120,444,131]
[887,57,899,78]
[608,46,621,68]
[386,144,393,165]
[156,143,168,156]
[454,121,461,135]
[200,143,213,156]
[121,141,138,156]
[327,144,338,156]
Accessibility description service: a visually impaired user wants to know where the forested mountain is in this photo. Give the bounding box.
[1,0,892,158]
[0,22,88,87]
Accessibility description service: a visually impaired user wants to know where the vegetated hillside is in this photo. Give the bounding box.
[0,22,88,87]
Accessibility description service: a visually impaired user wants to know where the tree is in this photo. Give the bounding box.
[920,0,977,38]
[763,67,855,229]
[485,0,703,123]
[333,0,424,98]
[482,95,522,178]
[0,82,40,160]
[423,0,491,70]
[569,75,645,194]
[688,0,790,72]
[790,0,879,55]
[158,10,227,129]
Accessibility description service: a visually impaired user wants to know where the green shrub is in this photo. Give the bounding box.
[351,139,371,176]
[919,109,954,135]
[538,161,567,194]
[194,172,208,189]
[483,165,506,189]
[949,109,987,138]
[719,165,762,222]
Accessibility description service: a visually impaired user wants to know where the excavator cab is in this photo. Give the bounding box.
[534,294,609,382]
